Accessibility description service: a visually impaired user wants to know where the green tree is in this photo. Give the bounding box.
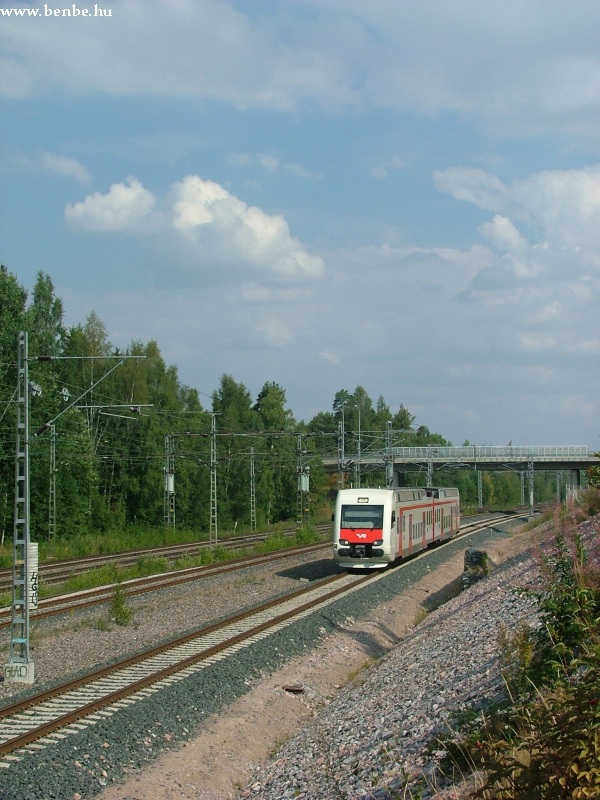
[212,375,261,527]
[254,382,297,524]
[29,271,66,357]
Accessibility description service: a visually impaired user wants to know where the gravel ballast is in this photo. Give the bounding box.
[0,522,548,800]
[238,549,540,799]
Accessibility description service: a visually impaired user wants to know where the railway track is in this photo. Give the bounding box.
[0,510,527,764]
[0,524,331,594]
[0,512,523,629]
[0,569,374,762]
[0,540,331,628]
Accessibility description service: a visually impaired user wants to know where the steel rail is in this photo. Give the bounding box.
[0,571,372,758]
[0,541,331,628]
[0,524,331,592]
[0,513,522,627]
[0,511,525,761]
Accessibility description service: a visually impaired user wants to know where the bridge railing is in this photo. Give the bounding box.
[389,445,590,461]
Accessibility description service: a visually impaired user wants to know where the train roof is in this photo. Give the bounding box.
[417,487,460,498]
[336,486,459,500]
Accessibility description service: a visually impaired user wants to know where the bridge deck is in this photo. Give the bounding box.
[324,445,598,473]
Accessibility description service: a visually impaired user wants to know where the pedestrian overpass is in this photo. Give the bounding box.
[322,445,599,507]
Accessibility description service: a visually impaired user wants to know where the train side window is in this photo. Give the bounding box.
[391,511,396,526]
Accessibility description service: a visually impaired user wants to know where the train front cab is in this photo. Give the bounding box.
[333,489,394,569]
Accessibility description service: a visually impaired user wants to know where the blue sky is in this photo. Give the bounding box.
[1,0,599,448]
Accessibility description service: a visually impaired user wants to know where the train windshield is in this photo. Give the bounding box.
[340,504,384,529]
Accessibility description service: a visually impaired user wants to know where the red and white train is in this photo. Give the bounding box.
[333,486,460,569]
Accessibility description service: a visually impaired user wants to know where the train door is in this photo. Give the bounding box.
[393,504,401,559]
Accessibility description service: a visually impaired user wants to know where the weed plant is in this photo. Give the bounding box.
[108,583,132,626]
[295,524,321,545]
[453,490,600,799]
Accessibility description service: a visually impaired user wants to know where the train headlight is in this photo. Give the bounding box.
[339,539,349,546]
[373,539,383,546]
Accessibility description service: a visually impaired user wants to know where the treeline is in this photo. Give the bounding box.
[0,266,557,542]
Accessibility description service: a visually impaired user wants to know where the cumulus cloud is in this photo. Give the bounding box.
[171,175,324,279]
[479,215,528,254]
[436,164,600,307]
[436,165,600,253]
[65,177,157,232]
[65,173,324,281]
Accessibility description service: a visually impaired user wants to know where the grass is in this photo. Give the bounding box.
[0,519,309,569]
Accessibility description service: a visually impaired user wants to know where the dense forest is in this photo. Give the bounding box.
[0,266,561,543]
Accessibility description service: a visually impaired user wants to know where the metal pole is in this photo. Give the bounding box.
[426,446,433,487]
[528,455,535,519]
[164,434,175,527]
[296,433,303,526]
[337,421,344,489]
[210,414,218,545]
[354,406,361,489]
[48,424,56,539]
[5,331,37,684]
[250,447,256,531]
[385,421,393,488]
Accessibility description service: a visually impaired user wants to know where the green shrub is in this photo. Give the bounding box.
[108,584,132,626]
[463,512,600,799]
[295,524,320,545]
[473,640,600,799]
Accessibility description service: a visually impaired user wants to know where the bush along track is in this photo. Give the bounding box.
[448,490,600,800]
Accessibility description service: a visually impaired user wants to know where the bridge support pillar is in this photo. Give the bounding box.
[392,469,405,487]
[566,469,582,503]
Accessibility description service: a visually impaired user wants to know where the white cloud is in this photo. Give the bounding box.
[567,339,600,354]
[529,301,562,323]
[0,55,31,97]
[479,215,528,255]
[518,333,558,352]
[39,151,91,183]
[436,165,600,254]
[434,168,510,212]
[370,155,406,180]
[65,176,157,231]
[511,167,600,251]
[0,148,91,183]
[319,350,341,365]
[558,395,595,419]
[239,284,312,303]
[2,2,600,139]
[229,151,322,180]
[171,174,324,279]
[436,165,600,322]
[258,154,279,172]
[65,173,324,281]
[254,317,294,346]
